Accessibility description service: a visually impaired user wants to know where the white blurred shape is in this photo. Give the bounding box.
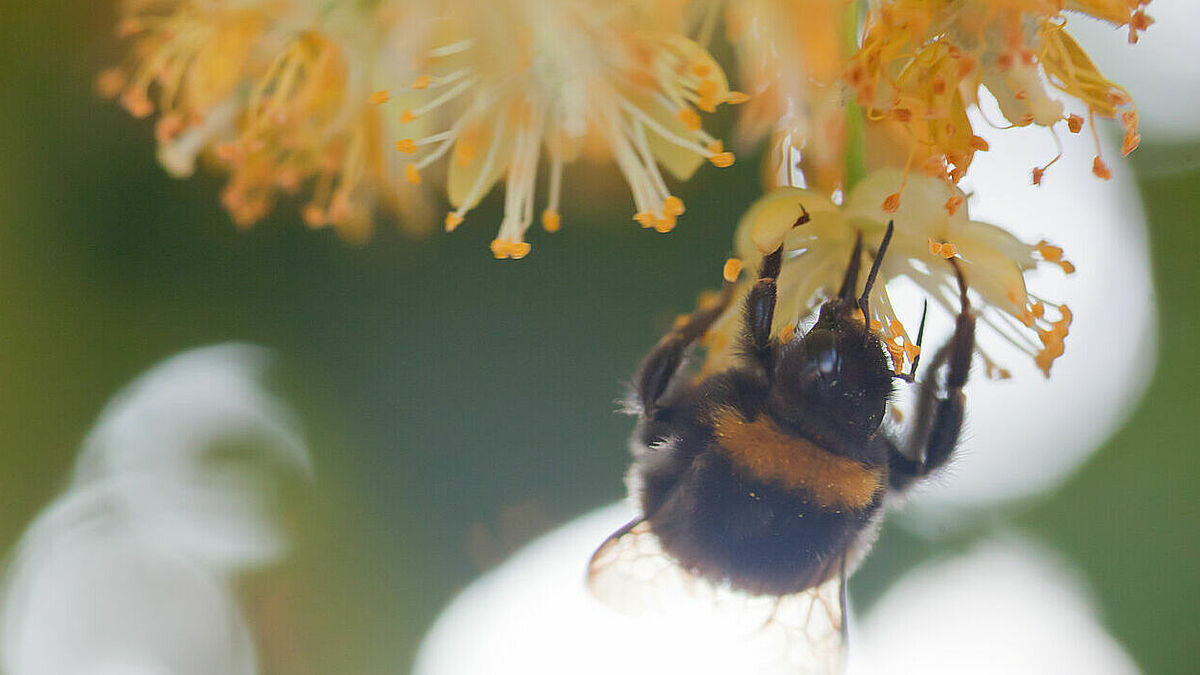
[0,344,308,675]
[416,501,811,675]
[1070,6,1200,141]
[894,101,1156,516]
[417,504,1139,675]
[847,537,1141,675]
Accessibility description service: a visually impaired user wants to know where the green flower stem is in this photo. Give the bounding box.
[842,1,866,193]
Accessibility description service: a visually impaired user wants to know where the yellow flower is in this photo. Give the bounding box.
[382,0,743,259]
[846,0,1150,200]
[99,0,434,242]
[714,170,1073,378]
[721,0,850,192]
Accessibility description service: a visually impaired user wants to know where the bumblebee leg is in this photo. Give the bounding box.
[888,262,976,491]
[739,205,811,375]
[742,241,783,373]
[635,285,733,417]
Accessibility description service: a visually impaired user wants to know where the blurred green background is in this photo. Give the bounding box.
[0,3,1197,674]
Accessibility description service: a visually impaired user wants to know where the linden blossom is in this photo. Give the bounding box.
[709,170,1074,378]
[376,0,743,258]
[847,0,1147,205]
[98,0,437,241]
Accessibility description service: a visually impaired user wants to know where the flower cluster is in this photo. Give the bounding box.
[99,0,1153,375]
[715,172,1074,378]
[374,0,742,258]
[99,0,435,242]
[100,0,741,253]
[846,0,1149,204]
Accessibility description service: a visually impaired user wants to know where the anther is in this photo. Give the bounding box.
[723,258,742,283]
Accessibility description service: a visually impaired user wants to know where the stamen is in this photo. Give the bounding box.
[779,322,796,343]
[723,258,743,282]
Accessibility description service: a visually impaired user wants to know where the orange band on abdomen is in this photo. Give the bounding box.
[712,408,882,509]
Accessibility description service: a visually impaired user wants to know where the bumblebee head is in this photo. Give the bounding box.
[769,225,897,441]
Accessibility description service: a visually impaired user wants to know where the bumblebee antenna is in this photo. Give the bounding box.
[838,232,865,303]
[894,300,929,383]
[858,220,895,324]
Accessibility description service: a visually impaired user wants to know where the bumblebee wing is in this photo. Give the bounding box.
[588,519,846,675]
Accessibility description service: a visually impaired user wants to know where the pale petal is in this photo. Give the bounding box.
[848,536,1139,675]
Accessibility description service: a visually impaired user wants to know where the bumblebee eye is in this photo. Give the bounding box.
[812,349,838,377]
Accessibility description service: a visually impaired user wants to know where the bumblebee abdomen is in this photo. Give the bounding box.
[710,406,884,510]
[646,447,881,596]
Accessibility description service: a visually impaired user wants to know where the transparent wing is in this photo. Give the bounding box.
[588,519,846,675]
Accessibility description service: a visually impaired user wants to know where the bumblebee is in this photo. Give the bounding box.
[589,213,976,668]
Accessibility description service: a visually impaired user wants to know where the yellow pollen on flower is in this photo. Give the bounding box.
[411,75,432,90]
[541,209,561,233]
[404,164,422,184]
[904,342,921,360]
[444,213,463,232]
[490,238,531,260]
[677,108,702,131]
[95,68,126,99]
[884,340,905,374]
[1060,260,1076,274]
[663,196,685,217]
[968,136,990,152]
[121,90,154,119]
[395,138,417,154]
[1031,301,1045,318]
[302,205,326,228]
[114,17,142,38]
[882,193,901,213]
[154,114,185,143]
[1032,167,1046,185]
[723,258,743,282]
[1092,156,1112,180]
[654,215,677,233]
[691,62,711,78]
[400,109,417,124]
[1067,114,1084,133]
[634,212,656,228]
[1034,305,1073,376]
[709,152,735,168]
[1036,241,1063,262]
[780,322,796,343]
[369,90,391,105]
[928,240,956,258]
[944,195,964,215]
[696,79,719,112]
[1121,128,1141,157]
